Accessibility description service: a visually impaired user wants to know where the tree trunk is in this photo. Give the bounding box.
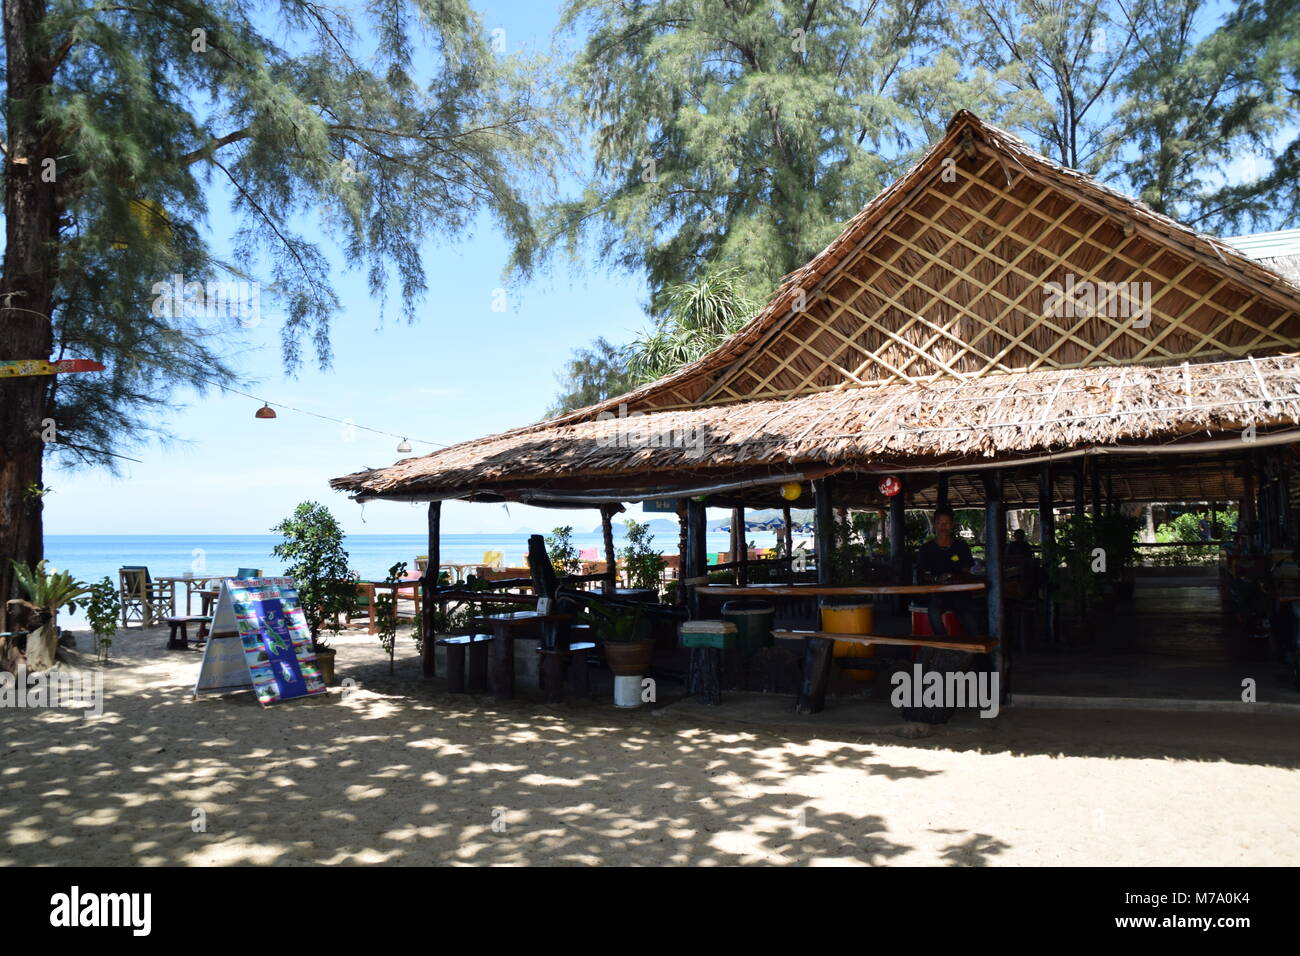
[25,620,57,670]
[1,0,59,634]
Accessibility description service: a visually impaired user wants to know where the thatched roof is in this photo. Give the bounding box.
[335,353,1300,503]
[333,112,1300,506]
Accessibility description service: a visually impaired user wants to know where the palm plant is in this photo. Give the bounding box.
[7,561,92,670]
[627,268,759,381]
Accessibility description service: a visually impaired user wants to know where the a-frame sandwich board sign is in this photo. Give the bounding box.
[195,577,328,705]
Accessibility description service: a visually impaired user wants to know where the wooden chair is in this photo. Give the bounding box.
[345,580,377,633]
[119,567,172,627]
[415,555,429,573]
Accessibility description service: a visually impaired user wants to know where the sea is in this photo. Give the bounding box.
[44,531,779,627]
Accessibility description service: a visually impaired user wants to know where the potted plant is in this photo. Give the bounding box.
[1093,512,1142,601]
[6,560,91,671]
[586,601,653,707]
[620,518,667,598]
[270,501,357,684]
[85,577,121,663]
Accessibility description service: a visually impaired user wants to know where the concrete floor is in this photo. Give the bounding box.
[1012,582,1300,707]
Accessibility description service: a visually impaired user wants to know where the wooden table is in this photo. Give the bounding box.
[470,610,573,700]
[155,575,230,616]
[361,579,422,634]
[695,582,988,714]
[698,583,986,597]
[439,563,483,584]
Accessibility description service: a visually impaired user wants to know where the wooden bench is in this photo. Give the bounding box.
[772,630,998,654]
[435,634,493,693]
[165,615,211,650]
[539,641,597,697]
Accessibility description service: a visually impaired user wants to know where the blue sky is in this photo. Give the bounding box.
[45,1,655,536]
[38,0,1281,536]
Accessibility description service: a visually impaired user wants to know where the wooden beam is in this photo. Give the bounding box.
[1039,463,1056,644]
[684,498,718,703]
[782,503,794,557]
[798,477,837,715]
[983,469,1006,704]
[600,504,618,595]
[420,501,441,679]
[889,483,907,585]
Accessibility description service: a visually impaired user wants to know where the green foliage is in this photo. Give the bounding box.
[85,577,120,662]
[1051,512,1142,601]
[551,0,1006,305]
[85,577,120,638]
[270,502,355,650]
[827,512,882,586]
[1052,515,1104,607]
[1113,0,1300,231]
[627,268,760,382]
[620,519,666,591]
[1150,511,1217,567]
[545,526,583,576]
[8,560,90,619]
[548,337,640,416]
[7,0,564,468]
[373,561,407,673]
[584,600,650,643]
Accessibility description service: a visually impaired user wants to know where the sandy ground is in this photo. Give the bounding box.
[2,623,1299,866]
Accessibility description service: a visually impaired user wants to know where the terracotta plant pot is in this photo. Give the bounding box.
[603,639,655,677]
[314,647,337,684]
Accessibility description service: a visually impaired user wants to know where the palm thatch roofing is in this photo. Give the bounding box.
[333,111,1300,509]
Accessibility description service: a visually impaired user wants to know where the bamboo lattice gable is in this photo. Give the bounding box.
[332,112,1300,505]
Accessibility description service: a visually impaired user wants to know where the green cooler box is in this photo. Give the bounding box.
[721,600,775,654]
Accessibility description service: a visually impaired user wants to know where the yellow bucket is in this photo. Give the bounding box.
[821,603,875,680]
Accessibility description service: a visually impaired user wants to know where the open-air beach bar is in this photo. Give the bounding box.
[331,111,1300,719]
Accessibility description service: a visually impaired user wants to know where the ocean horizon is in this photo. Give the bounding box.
[44,531,782,626]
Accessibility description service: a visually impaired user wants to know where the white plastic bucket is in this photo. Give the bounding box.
[613,674,643,708]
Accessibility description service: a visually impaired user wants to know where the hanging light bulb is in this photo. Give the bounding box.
[254,403,276,419]
[396,438,412,453]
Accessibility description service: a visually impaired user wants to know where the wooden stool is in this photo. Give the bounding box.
[539,641,596,701]
[436,635,493,693]
[165,616,204,650]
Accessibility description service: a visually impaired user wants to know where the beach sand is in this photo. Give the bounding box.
[2,623,1298,866]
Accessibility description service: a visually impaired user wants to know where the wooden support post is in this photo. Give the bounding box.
[491,620,514,701]
[466,640,488,691]
[1073,465,1086,523]
[936,474,949,511]
[685,498,718,702]
[984,470,1007,704]
[676,498,690,607]
[601,504,619,594]
[782,503,794,581]
[732,506,748,585]
[1039,462,1056,644]
[528,533,568,702]
[420,501,441,679]
[797,477,836,715]
[445,641,466,693]
[889,485,907,584]
[1090,457,1102,519]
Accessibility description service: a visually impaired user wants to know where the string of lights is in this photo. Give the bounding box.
[201,376,449,451]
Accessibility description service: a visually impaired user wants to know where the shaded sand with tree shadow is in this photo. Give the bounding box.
[2,624,1298,866]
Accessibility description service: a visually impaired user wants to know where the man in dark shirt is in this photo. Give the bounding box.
[915,507,981,640]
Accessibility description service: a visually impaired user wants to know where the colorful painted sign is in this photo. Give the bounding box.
[0,358,106,378]
[194,577,328,705]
